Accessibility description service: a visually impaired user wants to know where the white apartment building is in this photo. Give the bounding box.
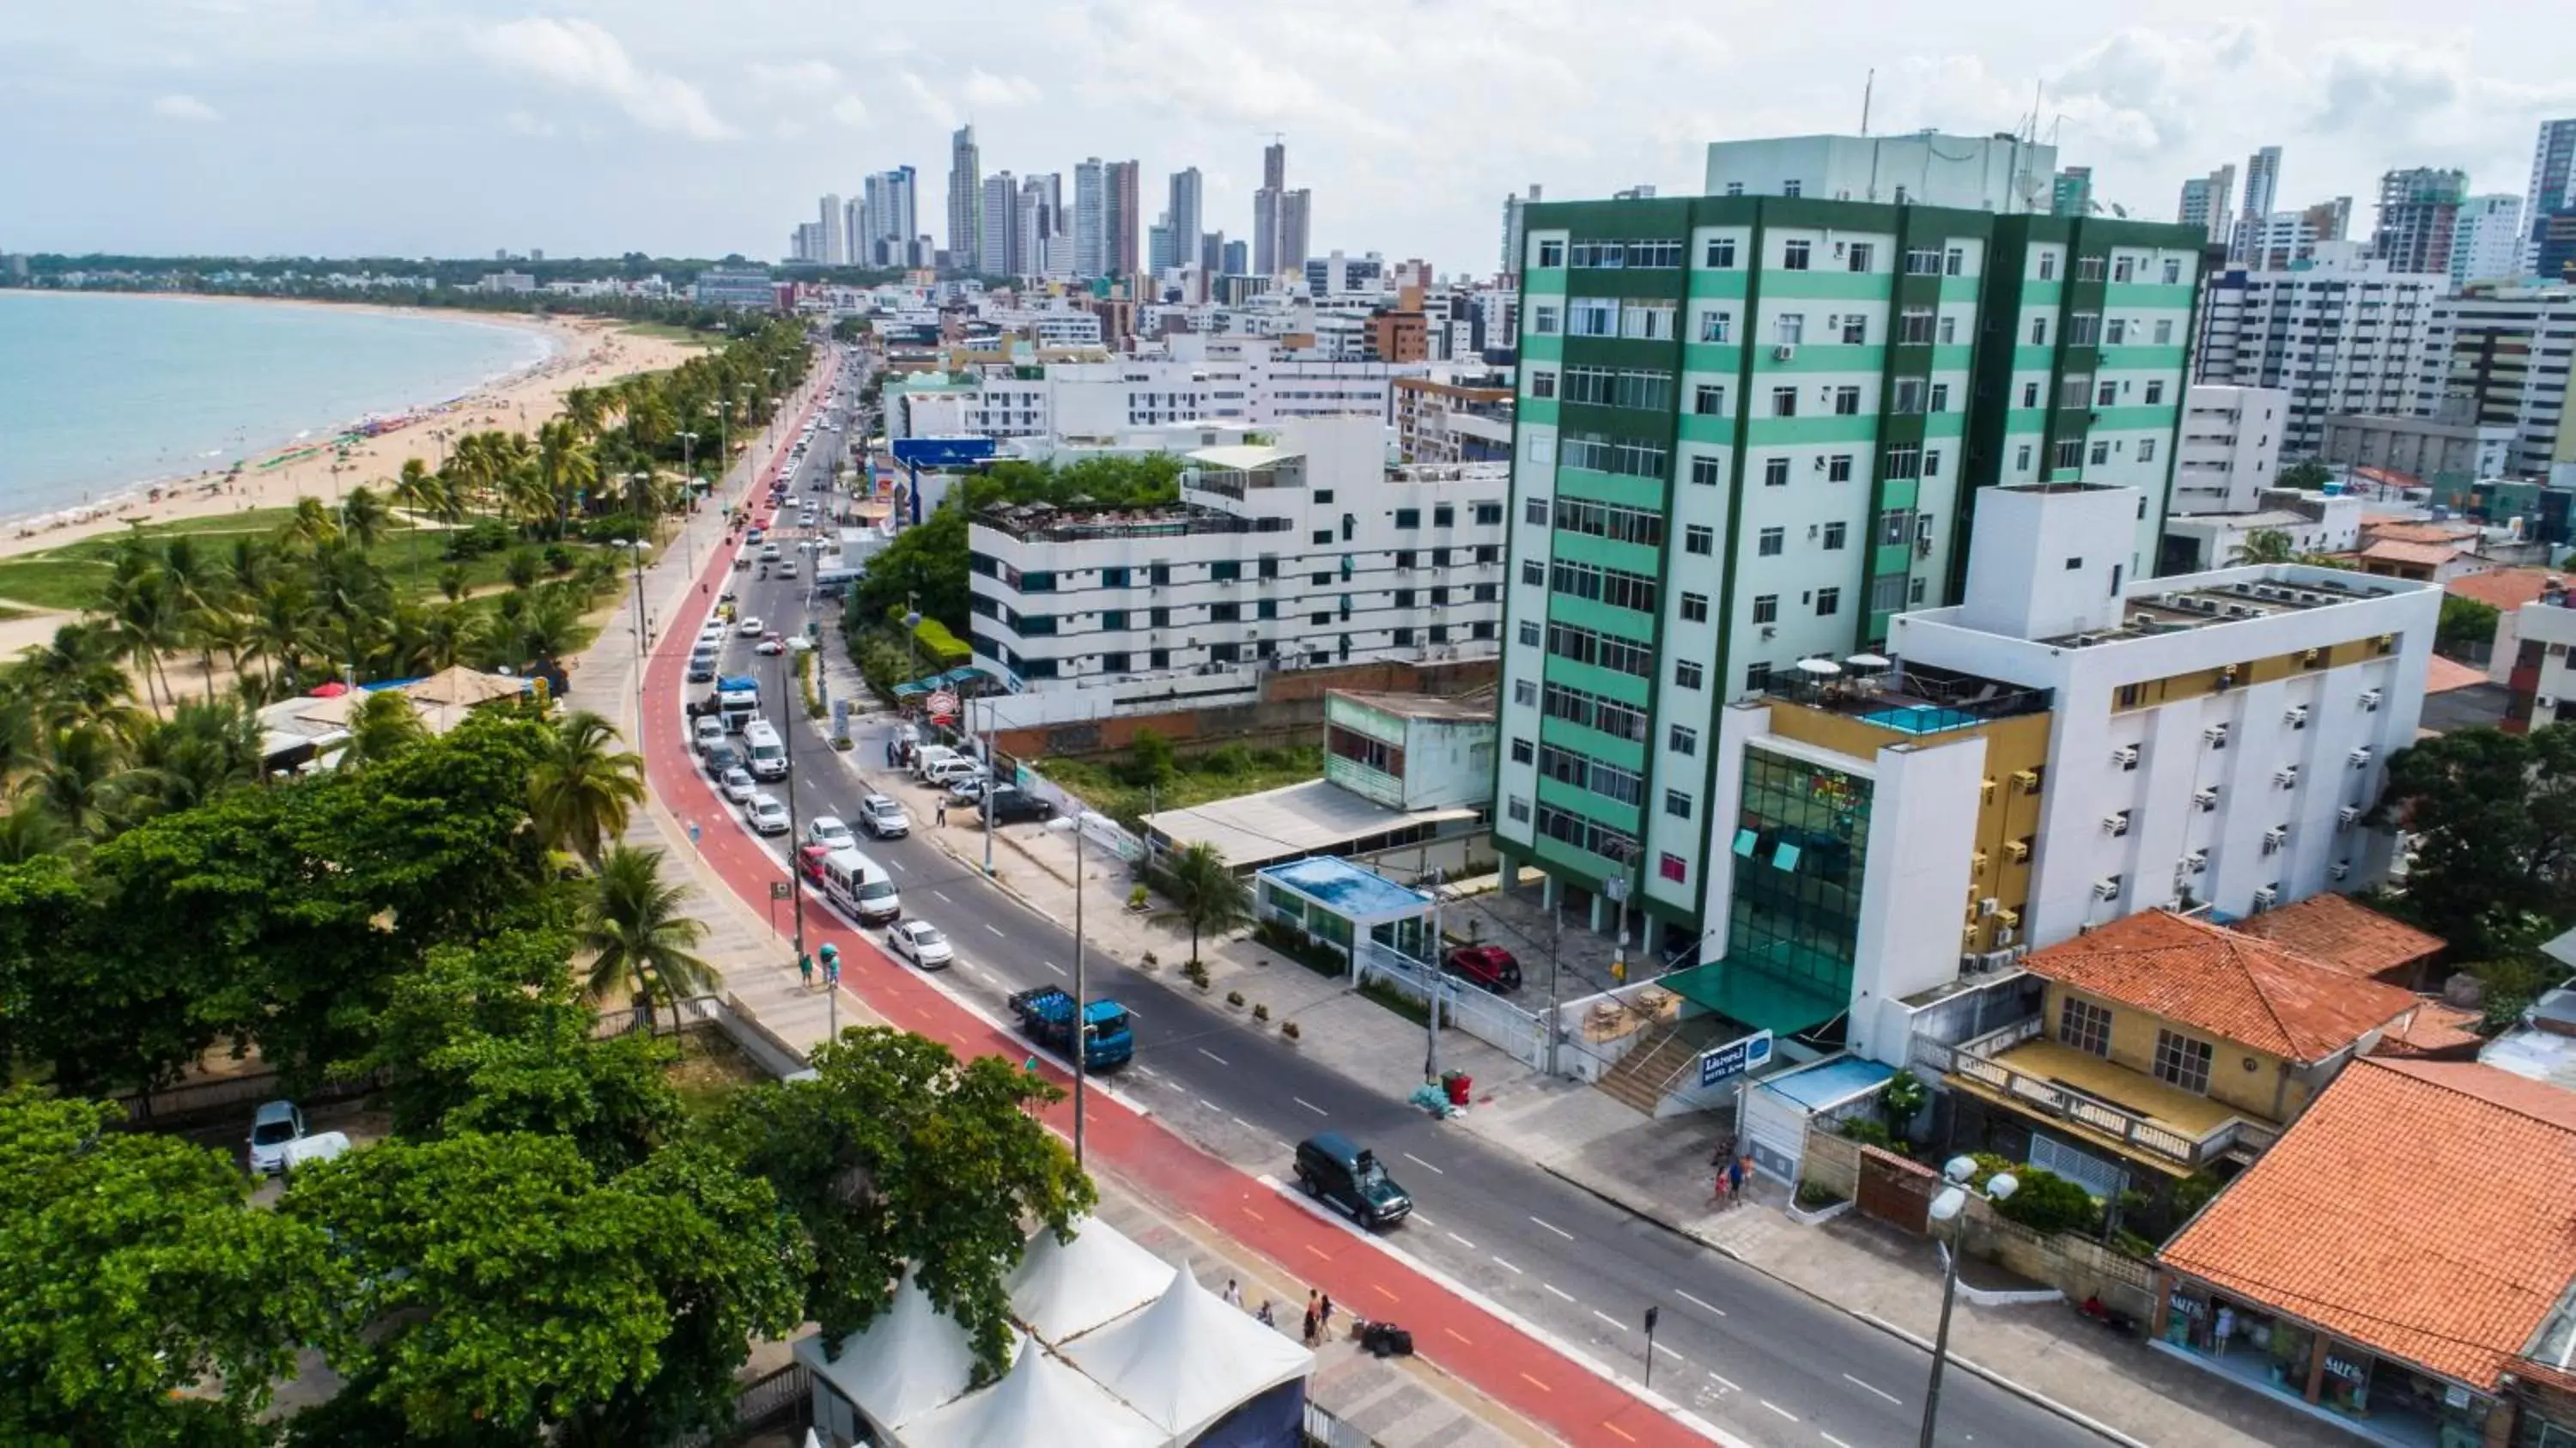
[888,336,1419,443]
[966,418,1508,721]
[2454,195,2528,289]
[2195,246,2445,459]
[2168,384,2290,514]
[2161,491,2366,574]
[2411,287,2576,482]
[1704,133,2060,213]
[2499,598,2576,725]
[1697,484,2436,1063]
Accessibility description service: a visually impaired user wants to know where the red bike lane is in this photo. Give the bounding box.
[638,364,1714,1448]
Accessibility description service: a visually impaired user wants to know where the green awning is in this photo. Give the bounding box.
[1659,959,1845,1037]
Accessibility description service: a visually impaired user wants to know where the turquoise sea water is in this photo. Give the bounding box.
[0,292,555,518]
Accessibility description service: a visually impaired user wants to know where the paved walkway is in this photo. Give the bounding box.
[566,362,1571,1448]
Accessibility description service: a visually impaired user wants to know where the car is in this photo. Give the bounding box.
[944,771,990,806]
[755,635,786,655]
[720,766,757,804]
[806,816,855,852]
[759,542,782,561]
[738,615,764,636]
[278,1130,352,1176]
[885,919,954,970]
[798,842,832,882]
[776,560,799,579]
[686,653,717,683]
[855,794,910,838]
[1294,1133,1412,1229]
[746,794,791,835]
[248,1100,306,1177]
[745,526,765,544]
[978,786,1056,825]
[703,740,743,778]
[1443,944,1523,994]
[693,716,726,754]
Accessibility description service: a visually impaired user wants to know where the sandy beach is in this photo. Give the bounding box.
[0,305,711,566]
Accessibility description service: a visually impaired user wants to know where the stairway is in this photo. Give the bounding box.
[1594,1024,1703,1115]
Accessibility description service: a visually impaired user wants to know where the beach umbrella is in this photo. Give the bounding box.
[307,681,352,698]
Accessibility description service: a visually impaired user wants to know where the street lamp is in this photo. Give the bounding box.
[1917,1157,2020,1448]
[1045,812,1094,1167]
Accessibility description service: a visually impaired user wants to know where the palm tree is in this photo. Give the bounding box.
[0,806,75,864]
[126,699,261,813]
[339,485,392,551]
[95,553,180,717]
[1150,841,1254,966]
[12,622,137,733]
[2230,528,2297,566]
[342,689,427,770]
[529,709,646,864]
[562,386,606,439]
[284,496,340,550]
[579,845,714,1034]
[390,458,444,520]
[20,723,132,837]
[246,578,318,696]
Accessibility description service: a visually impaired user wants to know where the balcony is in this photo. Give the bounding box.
[1926,1018,2284,1172]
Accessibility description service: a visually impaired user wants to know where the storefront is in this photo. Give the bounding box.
[2159,1281,2497,1448]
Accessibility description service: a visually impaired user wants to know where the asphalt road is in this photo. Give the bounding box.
[679,362,2113,1448]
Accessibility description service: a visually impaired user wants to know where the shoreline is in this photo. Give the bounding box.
[0,301,712,570]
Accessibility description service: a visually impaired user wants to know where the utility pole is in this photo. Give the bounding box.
[777,650,816,1035]
[1424,867,1444,1083]
[1546,890,1564,1077]
[981,697,998,878]
[1070,818,1088,1166]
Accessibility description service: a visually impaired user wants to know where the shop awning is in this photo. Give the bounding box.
[1660,960,1846,1038]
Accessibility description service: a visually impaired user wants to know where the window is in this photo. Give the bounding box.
[1898,307,1935,344]
[1878,508,1915,546]
[1923,448,1941,478]
[1905,246,1941,275]
[1510,737,1534,764]
[1764,457,1790,487]
[1394,508,1421,530]
[1945,246,1965,277]
[1939,315,1958,344]
[1685,524,1715,556]
[2153,1029,2215,1095]
[2068,313,2100,348]
[1660,853,1688,883]
[1929,382,1951,412]
[1508,796,1531,824]
[1680,591,1709,622]
[1704,236,1738,269]
[1433,505,1455,528]
[2060,374,2092,409]
[1517,620,1540,647]
[2161,258,2182,284]
[1776,313,1805,346]
[2053,437,2084,472]
[1698,310,1733,344]
[1893,378,1926,414]
[2029,317,2049,346]
[2075,255,2105,282]
[1781,179,1801,198]
[1669,723,1698,755]
[1474,502,1503,526]
[1568,297,1618,337]
[1691,455,1724,486]
[1674,660,1704,689]
[1725,181,1744,196]
[1815,587,1841,617]
[2112,255,2135,283]
[1771,386,1799,417]
[1845,242,1873,272]
[2090,440,2111,465]
[1745,660,1774,691]
[1100,609,1127,630]
[2096,379,2119,408]
[1536,239,1564,268]
[2038,251,2057,281]
[1822,521,1846,551]
[1514,678,1538,706]
[1694,383,1727,416]
[1840,315,1867,344]
[1531,304,1560,336]
[1783,239,1812,271]
[1883,442,1921,479]
[2015,444,2033,472]
[2059,996,2111,1057]
[1619,301,1677,341]
[1827,453,1854,483]
[1530,368,1558,399]
[1868,573,1908,612]
[2105,318,2129,346]
[1752,593,1779,624]
[1523,495,1549,525]
[2144,380,2165,405]
[1758,526,1785,557]
[2139,438,2158,463]
[1521,558,1544,586]
[1833,385,1862,415]
[2154,319,2174,345]
[1552,496,1665,546]
[2020,380,2040,408]
[1665,789,1694,818]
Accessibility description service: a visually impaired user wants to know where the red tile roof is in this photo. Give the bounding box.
[2446,569,2558,612]
[2231,893,2446,981]
[2370,1002,2484,1057]
[2021,910,2421,1063]
[2359,538,2466,569]
[2160,1057,2576,1389]
[2425,654,2489,694]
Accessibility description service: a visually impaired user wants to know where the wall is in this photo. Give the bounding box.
[2047,983,2302,1123]
[1845,733,1986,1064]
[993,657,1498,759]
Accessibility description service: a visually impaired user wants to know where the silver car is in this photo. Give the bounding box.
[806,816,854,851]
[887,919,953,970]
[747,794,791,835]
[720,766,757,804]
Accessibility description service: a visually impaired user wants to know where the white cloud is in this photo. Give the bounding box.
[747,58,841,94]
[149,93,222,124]
[897,70,956,130]
[960,69,1042,108]
[474,16,732,141]
[830,95,870,129]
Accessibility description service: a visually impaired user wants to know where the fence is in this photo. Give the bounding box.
[674,1360,810,1448]
[1550,978,1683,1083]
[1303,1396,1390,1448]
[1352,939,1551,1071]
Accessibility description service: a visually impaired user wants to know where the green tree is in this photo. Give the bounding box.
[2228,527,2298,565]
[2374,724,2576,958]
[282,1131,806,1445]
[341,687,428,770]
[2278,459,2336,490]
[580,844,714,1033]
[529,709,646,864]
[710,1028,1092,1378]
[0,1088,344,1447]
[2438,593,2502,657]
[1121,727,1177,789]
[1151,840,1253,966]
[126,697,263,814]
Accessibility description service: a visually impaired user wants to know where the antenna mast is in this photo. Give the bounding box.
[1860,69,1874,135]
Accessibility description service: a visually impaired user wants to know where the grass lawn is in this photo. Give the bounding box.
[620,321,725,346]
[665,1028,767,1116]
[1037,744,1327,827]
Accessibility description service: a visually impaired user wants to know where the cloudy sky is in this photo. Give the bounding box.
[4,0,2570,272]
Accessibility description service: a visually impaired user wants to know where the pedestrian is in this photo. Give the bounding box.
[935,801,948,827]
[1709,1164,1731,1208]
[1319,1292,1335,1335]
[1302,1303,1319,1347]
[1729,1153,1753,1208]
[798,952,814,990]
[1223,1278,1242,1309]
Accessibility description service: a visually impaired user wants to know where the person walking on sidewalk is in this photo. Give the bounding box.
[1729,1152,1753,1208]
[1222,1278,1242,1309]
[798,952,814,990]
[1301,1299,1319,1347]
[1319,1292,1335,1336]
[935,800,947,828]
[1710,1161,1732,1208]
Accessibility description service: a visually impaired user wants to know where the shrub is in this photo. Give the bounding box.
[1121,728,1176,789]
[543,543,576,575]
[1127,884,1149,910]
[1224,989,1245,1008]
[1140,949,1157,966]
[1795,1181,1847,1210]
[1280,1019,1301,1040]
[1838,1117,1893,1147]
[1983,1162,2099,1237]
[1201,743,1253,776]
[1252,1002,1270,1022]
[1182,960,1209,989]
[442,517,513,560]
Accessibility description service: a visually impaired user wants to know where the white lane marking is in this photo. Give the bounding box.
[1530,1215,1575,1241]
[1708,1372,1740,1394]
[1675,1288,1725,1317]
[1844,1373,1901,1405]
[1197,1098,1221,1111]
[1197,1047,1230,1066]
[1042,959,1066,975]
[1445,1231,1476,1250]
[1542,1283,1576,1303]
[1400,1152,1444,1175]
[1652,1342,1686,1363]
[932,890,954,903]
[1591,1309,1627,1332]
[984,923,1005,938]
[1822,1435,1856,1448]
[1759,1400,1798,1422]
[890,859,908,872]
[1292,1097,1329,1116]
[1230,1116,1257,1132]
[1489,1256,1523,1275]
[1133,1065,1161,1080]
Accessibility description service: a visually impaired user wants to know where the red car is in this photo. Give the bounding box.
[798,843,832,883]
[1443,945,1522,994]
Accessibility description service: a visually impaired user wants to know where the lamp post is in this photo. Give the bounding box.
[674,431,702,574]
[620,535,647,721]
[1918,1157,2020,1448]
[776,648,816,1033]
[1046,812,1091,1166]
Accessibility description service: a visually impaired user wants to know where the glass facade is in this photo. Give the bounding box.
[1724,748,1872,1005]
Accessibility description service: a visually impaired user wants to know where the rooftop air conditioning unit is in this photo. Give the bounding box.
[2228,604,2260,618]
[2184,849,2209,873]
[2285,705,2310,727]
[2111,745,2140,768]
[2358,689,2383,712]
[2093,877,2123,900]
[2348,746,2373,767]
[1996,910,2021,929]
[1773,344,1797,362]
[2329,861,2352,881]
[2103,812,2131,837]
[2337,805,2364,828]
[2275,765,2300,787]
[2251,885,2279,910]
[2194,787,2221,810]
[2013,769,2041,794]
[2543,695,2561,710]
[2133,612,2160,629]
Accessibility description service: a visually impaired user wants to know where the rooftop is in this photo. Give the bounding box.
[1254,856,1432,924]
[1759,658,2051,737]
[2023,910,2423,1063]
[1143,777,1477,872]
[2160,1056,2576,1391]
[2228,893,2446,983]
[974,502,1286,544]
[1328,688,1497,724]
[2448,567,2563,611]
[2358,538,2468,569]
[2027,567,2421,649]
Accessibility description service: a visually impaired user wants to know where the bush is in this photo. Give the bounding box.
[1121,728,1176,789]
[1280,1019,1300,1040]
[1838,1117,1893,1147]
[1182,960,1209,989]
[1795,1181,1848,1210]
[1358,976,1429,1026]
[1252,1002,1270,1022]
[1201,743,1253,776]
[442,517,513,561]
[1127,884,1149,910]
[543,544,576,575]
[1972,1157,2099,1237]
[1224,989,1245,1008]
[1139,949,1157,967]
[1254,919,1345,977]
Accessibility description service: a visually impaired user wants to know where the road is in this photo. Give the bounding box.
[656,351,2114,1448]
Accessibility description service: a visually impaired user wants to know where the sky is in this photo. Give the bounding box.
[3,0,2572,274]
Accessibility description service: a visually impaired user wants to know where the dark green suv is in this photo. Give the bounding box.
[1294,1132,1413,1229]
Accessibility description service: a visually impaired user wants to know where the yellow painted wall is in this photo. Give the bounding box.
[2101,638,2403,715]
[2046,983,2302,1123]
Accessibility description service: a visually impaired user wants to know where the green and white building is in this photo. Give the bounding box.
[1492,173,2208,1006]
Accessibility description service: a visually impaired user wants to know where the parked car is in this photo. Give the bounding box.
[855,794,910,838]
[944,771,991,806]
[720,766,757,804]
[692,716,726,754]
[747,794,791,835]
[248,1100,306,1177]
[1293,1133,1412,1229]
[755,633,786,655]
[799,842,832,883]
[978,786,1055,825]
[1443,944,1523,994]
[759,542,782,561]
[886,919,954,970]
[806,816,855,852]
[703,740,743,779]
[775,559,799,579]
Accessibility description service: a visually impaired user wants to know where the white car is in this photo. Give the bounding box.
[886,919,953,970]
[248,1100,304,1177]
[754,636,786,656]
[855,794,910,838]
[720,766,757,804]
[693,715,725,754]
[759,542,783,561]
[747,794,791,835]
[738,615,764,636]
[807,816,855,852]
[775,560,799,579]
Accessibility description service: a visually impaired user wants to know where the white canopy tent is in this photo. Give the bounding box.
[1062,1268,1315,1442]
[1003,1216,1176,1345]
[896,1334,1163,1448]
[791,1273,978,1435]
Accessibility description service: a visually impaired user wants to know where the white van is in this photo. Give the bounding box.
[911,744,962,782]
[820,847,902,925]
[743,721,788,781]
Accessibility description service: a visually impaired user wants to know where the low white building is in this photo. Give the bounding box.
[2160,490,2366,574]
[2505,597,2576,728]
[1697,483,2438,1066]
[889,335,1419,444]
[967,417,1507,719]
[1703,132,2059,213]
[1322,689,1497,813]
[2169,384,2290,515]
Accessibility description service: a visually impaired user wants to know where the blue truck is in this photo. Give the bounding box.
[1008,987,1134,1072]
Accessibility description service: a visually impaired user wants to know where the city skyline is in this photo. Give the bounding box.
[3,3,2570,268]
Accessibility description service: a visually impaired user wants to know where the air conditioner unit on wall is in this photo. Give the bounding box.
[1773,344,1797,362]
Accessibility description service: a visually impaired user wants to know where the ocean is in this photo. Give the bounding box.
[0,291,556,520]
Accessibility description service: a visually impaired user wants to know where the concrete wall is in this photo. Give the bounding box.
[993,657,1499,759]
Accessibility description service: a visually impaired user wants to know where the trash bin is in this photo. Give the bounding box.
[1444,1074,1471,1106]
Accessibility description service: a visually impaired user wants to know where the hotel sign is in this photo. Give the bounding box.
[1698,1030,1776,1088]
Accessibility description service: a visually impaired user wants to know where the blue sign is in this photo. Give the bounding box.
[1698,1029,1775,1089]
[888,437,998,469]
